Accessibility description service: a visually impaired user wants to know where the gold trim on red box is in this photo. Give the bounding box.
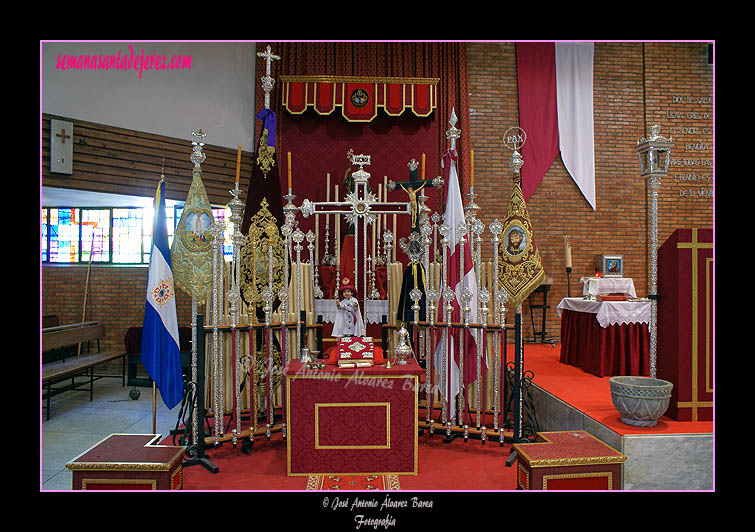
[65,433,185,472]
[81,478,157,490]
[542,471,613,490]
[517,463,530,489]
[512,431,627,468]
[170,465,183,490]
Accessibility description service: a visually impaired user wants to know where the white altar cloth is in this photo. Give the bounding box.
[314,299,388,324]
[557,297,650,328]
[580,277,637,298]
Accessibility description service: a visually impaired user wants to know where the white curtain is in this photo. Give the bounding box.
[556,42,596,210]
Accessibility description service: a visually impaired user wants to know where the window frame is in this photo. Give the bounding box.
[42,204,233,265]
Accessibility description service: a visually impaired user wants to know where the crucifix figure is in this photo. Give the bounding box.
[389,158,443,328]
[388,157,443,233]
[298,154,411,324]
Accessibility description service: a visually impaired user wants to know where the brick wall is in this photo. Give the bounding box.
[42,42,714,348]
[466,41,713,341]
[42,265,194,353]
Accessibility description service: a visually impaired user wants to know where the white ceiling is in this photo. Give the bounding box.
[41,186,179,208]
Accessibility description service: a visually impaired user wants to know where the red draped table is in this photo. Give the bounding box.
[557,298,650,377]
[285,359,422,476]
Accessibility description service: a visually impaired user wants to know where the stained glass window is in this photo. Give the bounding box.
[112,208,144,264]
[41,209,48,262]
[47,208,79,263]
[81,208,111,262]
[43,202,235,265]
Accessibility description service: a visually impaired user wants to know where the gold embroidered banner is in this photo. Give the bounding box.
[171,166,214,303]
[498,180,546,310]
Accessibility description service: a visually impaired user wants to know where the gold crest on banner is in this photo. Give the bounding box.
[240,198,285,309]
[255,128,275,179]
[497,181,545,310]
[171,167,215,303]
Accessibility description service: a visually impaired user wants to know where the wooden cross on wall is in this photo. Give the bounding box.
[56,128,71,144]
[50,119,74,174]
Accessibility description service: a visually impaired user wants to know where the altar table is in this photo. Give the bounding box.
[557,298,650,378]
[285,359,422,476]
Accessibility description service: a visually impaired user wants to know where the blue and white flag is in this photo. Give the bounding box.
[141,179,183,409]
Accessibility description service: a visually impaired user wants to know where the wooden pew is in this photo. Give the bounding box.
[42,322,126,420]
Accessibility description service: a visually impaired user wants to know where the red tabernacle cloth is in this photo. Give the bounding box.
[559,309,649,378]
[657,228,713,421]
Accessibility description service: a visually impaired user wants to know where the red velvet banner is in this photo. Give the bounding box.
[516,43,560,201]
[343,82,377,121]
[282,77,438,122]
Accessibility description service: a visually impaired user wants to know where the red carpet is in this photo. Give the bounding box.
[173,342,711,491]
[524,343,713,436]
[178,431,519,491]
[307,474,401,490]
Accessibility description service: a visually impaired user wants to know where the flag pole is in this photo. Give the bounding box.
[152,381,157,434]
[153,161,165,436]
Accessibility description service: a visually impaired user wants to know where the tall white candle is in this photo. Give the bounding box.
[376,183,382,240]
[383,176,388,243]
[335,184,340,264]
[326,173,331,229]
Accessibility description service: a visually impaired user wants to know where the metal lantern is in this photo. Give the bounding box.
[635,125,673,178]
[635,125,673,379]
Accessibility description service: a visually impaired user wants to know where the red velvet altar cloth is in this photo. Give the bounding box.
[559,309,650,378]
[65,434,185,490]
[512,431,626,490]
[657,228,713,421]
[285,359,421,476]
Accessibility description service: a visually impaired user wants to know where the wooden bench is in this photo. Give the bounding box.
[42,322,126,420]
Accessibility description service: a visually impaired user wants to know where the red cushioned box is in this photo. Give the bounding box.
[338,336,375,361]
[512,431,626,490]
[326,337,384,365]
[65,434,185,490]
[285,359,421,476]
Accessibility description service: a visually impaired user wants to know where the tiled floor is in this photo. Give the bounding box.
[41,376,183,491]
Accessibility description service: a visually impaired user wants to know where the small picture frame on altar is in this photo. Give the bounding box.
[594,254,624,278]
